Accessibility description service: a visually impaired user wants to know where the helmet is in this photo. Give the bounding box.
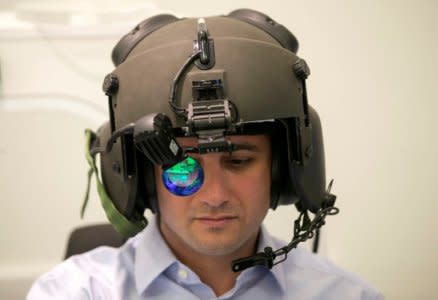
[83,9,336,238]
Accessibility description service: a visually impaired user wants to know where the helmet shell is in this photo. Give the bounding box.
[111,17,305,130]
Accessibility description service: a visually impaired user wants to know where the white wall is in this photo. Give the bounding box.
[0,1,437,299]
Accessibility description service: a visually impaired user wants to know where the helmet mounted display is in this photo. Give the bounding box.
[82,8,338,272]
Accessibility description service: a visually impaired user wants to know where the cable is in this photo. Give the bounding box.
[312,228,320,253]
[168,50,201,117]
[89,122,135,156]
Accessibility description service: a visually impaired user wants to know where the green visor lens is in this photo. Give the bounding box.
[162,156,204,196]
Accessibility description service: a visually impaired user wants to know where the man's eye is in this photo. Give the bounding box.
[227,158,253,167]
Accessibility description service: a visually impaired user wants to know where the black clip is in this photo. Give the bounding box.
[231,247,276,272]
[194,18,215,70]
[322,179,337,209]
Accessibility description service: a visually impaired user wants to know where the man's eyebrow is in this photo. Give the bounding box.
[232,143,260,152]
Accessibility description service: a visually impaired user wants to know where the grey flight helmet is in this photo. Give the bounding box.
[84,9,336,238]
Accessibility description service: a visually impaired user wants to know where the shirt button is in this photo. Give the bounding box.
[178,268,188,279]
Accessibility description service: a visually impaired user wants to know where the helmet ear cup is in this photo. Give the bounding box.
[112,14,180,66]
[99,121,159,219]
[227,9,299,53]
[270,107,326,212]
[290,107,326,213]
[270,123,299,209]
[99,122,143,217]
[270,133,281,209]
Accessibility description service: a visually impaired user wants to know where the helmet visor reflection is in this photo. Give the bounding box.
[162,156,204,196]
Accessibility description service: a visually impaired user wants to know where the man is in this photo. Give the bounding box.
[28,9,383,299]
[155,134,272,296]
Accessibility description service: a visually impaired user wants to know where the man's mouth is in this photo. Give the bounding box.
[194,216,237,227]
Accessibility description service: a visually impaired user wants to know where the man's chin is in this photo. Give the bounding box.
[189,236,247,257]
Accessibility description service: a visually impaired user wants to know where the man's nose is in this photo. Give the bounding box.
[196,159,232,208]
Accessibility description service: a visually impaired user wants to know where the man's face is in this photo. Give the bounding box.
[155,134,271,257]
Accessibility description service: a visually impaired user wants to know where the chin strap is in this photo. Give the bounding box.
[81,129,147,237]
[232,183,339,272]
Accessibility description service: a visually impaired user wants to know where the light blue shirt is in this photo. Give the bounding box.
[27,216,383,299]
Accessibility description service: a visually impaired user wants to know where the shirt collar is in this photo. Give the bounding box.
[256,224,287,293]
[134,215,177,295]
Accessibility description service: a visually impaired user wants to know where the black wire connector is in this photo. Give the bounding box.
[231,180,339,272]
